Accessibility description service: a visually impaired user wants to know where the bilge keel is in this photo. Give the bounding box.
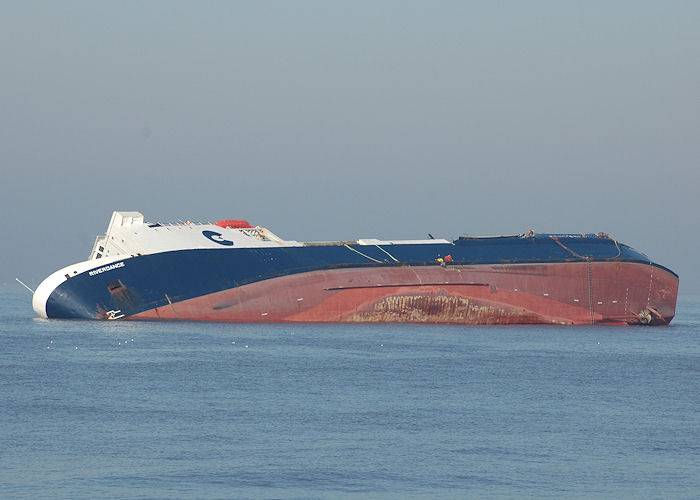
[33,212,678,325]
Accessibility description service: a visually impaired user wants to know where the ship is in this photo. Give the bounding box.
[32,211,678,325]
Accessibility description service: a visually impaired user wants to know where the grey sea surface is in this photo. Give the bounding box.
[1,284,699,499]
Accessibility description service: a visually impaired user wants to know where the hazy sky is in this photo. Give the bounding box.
[1,1,698,295]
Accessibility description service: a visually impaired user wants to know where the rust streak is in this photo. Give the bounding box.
[346,295,547,325]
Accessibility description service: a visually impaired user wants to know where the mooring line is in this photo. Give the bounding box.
[551,236,588,260]
[375,245,399,262]
[15,278,34,294]
[344,244,382,263]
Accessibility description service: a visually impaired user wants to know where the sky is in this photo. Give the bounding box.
[1,1,699,295]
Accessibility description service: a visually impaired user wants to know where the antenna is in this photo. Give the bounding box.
[15,277,35,294]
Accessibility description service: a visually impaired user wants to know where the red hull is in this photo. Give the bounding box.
[131,262,678,325]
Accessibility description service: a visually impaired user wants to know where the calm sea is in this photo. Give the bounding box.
[1,284,698,499]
